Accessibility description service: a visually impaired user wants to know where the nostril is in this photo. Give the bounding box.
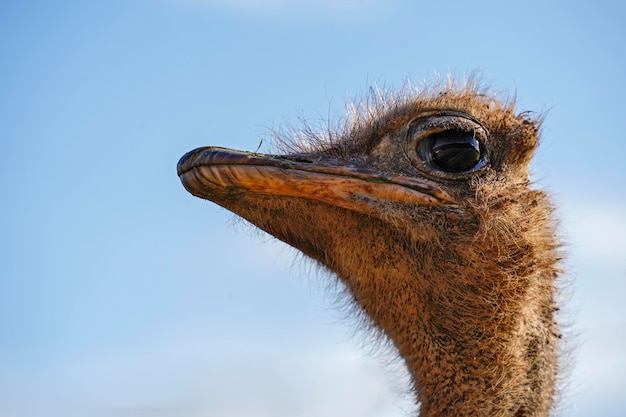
[283,154,315,163]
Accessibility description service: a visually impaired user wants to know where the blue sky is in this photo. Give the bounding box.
[1,0,625,416]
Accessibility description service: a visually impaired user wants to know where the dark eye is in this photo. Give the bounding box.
[420,130,482,173]
[410,113,488,177]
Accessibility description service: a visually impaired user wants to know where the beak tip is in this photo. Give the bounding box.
[177,147,205,177]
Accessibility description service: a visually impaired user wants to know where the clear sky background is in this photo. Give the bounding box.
[1,1,625,416]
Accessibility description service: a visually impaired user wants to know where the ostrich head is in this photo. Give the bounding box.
[177,82,562,417]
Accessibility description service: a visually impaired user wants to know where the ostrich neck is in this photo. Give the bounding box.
[406,273,557,417]
[331,238,558,417]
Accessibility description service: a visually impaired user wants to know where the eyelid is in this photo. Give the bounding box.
[409,113,489,140]
[408,111,489,134]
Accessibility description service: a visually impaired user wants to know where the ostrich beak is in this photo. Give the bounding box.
[177,146,454,214]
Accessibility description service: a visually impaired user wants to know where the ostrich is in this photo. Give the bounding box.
[177,81,562,416]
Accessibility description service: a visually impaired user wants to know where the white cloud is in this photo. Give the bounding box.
[562,202,626,264]
[566,322,626,416]
[186,0,388,15]
[0,337,413,417]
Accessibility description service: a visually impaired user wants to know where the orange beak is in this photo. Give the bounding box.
[178,146,454,215]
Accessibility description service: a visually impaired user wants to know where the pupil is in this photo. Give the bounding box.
[429,131,481,173]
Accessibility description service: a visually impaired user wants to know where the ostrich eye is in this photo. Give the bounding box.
[427,130,481,172]
[411,114,488,176]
